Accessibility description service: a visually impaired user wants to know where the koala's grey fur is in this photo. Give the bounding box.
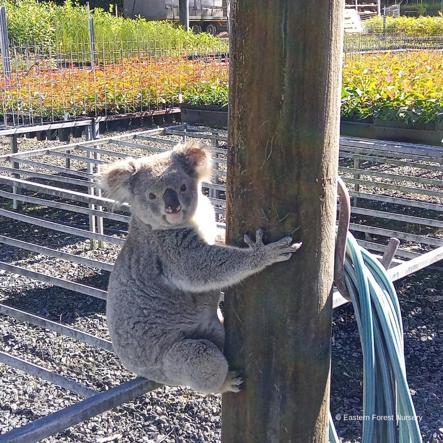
[99,141,301,393]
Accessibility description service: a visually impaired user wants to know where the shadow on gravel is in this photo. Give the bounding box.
[0,194,127,265]
[0,272,108,325]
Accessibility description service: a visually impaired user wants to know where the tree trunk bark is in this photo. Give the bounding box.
[222,1,344,442]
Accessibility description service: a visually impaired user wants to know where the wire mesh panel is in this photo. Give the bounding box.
[0,40,228,128]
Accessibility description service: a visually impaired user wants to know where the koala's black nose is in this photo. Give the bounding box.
[163,188,181,214]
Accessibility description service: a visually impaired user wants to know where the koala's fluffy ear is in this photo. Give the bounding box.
[98,158,138,203]
[173,141,212,180]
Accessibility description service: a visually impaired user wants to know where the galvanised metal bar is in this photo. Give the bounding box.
[208,197,226,207]
[202,182,225,192]
[339,151,443,172]
[94,109,181,123]
[350,191,443,212]
[345,178,442,198]
[340,146,440,162]
[5,157,91,178]
[0,175,124,208]
[350,207,443,229]
[0,208,125,246]
[357,240,419,260]
[0,120,93,137]
[107,139,166,152]
[387,246,443,281]
[0,304,113,352]
[49,151,107,165]
[0,377,159,443]
[74,144,132,159]
[0,127,166,161]
[0,165,92,188]
[165,127,229,142]
[0,189,130,224]
[349,223,443,247]
[0,235,114,272]
[0,351,97,398]
[339,166,443,187]
[0,262,107,300]
[134,134,176,145]
[340,137,443,158]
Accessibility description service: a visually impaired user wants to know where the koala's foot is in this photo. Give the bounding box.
[163,338,229,394]
[219,370,244,393]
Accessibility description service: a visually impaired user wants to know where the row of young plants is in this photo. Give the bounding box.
[342,51,443,128]
[0,58,228,118]
[364,15,443,36]
[0,0,227,54]
[1,51,441,128]
[185,51,443,129]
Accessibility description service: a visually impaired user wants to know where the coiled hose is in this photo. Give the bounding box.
[329,232,422,443]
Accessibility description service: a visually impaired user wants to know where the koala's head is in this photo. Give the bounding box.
[99,141,211,229]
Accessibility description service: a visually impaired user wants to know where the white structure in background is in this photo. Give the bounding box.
[123,0,228,34]
[345,0,382,20]
[344,9,364,33]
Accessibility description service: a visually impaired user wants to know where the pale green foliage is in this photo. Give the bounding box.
[365,15,443,36]
[0,0,227,53]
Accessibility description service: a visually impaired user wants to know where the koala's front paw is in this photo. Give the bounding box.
[244,229,302,267]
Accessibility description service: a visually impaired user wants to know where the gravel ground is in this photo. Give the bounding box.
[0,129,442,442]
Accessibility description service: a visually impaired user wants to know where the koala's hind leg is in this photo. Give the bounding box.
[163,339,242,394]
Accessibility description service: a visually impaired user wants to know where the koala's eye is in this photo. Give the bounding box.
[148,193,157,200]
[180,184,187,192]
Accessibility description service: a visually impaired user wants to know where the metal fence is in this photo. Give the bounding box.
[0,40,227,128]
[0,2,441,130]
[344,33,443,54]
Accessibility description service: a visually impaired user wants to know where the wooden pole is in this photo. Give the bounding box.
[222,1,344,442]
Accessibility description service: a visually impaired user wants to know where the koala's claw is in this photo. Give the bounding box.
[244,229,265,248]
[221,370,244,393]
[244,229,302,266]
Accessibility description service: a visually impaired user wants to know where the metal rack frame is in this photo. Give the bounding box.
[0,124,442,441]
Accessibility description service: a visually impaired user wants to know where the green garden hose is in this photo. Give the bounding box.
[329,232,422,443]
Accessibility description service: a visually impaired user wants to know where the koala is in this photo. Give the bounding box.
[99,140,302,394]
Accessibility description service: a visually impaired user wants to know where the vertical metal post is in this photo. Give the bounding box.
[10,135,19,210]
[354,157,360,207]
[0,5,11,128]
[383,5,387,37]
[0,6,11,81]
[86,124,97,250]
[209,131,218,201]
[87,3,96,69]
[92,120,104,248]
[179,0,190,31]
[64,117,71,170]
